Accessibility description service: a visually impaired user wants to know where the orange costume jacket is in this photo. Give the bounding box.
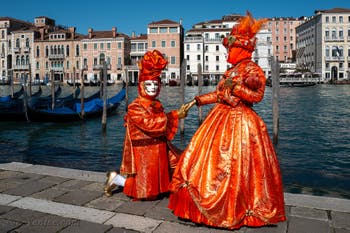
[120,96,179,199]
[169,59,286,229]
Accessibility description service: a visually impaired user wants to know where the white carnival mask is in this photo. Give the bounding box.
[143,80,159,97]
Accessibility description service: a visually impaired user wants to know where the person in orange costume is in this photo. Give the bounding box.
[168,12,286,229]
[104,50,190,200]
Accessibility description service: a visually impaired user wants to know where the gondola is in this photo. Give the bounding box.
[0,86,24,103]
[0,86,43,121]
[27,87,125,122]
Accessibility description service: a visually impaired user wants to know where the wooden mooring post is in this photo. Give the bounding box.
[272,57,280,145]
[51,70,55,110]
[80,67,85,119]
[197,63,203,124]
[101,62,108,133]
[124,67,129,112]
[179,59,186,134]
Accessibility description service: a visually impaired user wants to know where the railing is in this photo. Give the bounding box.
[13,64,30,70]
[48,54,65,59]
[51,67,64,72]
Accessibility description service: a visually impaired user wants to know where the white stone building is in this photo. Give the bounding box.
[296,8,350,82]
[184,14,272,85]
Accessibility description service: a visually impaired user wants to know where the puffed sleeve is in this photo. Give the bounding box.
[233,65,266,104]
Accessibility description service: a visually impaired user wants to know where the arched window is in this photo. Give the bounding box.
[46,46,49,57]
[21,55,25,65]
[1,30,4,39]
[16,55,20,65]
[25,38,30,47]
[1,43,4,54]
[16,38,20,48]
[25,55,29,65]
[36,61,39,69]
[66,45,70,56]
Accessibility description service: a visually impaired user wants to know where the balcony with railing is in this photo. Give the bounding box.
[23,47,30,53]
[48,54,65,59]
[324,56,345,62]
[324,36,344,42]
[13,47,20,53]
[51,67,64,72]
[184,36,203,43]
[13,64,30,70]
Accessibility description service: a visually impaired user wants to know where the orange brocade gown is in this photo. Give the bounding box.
[168,59,286,229]
[120,96,178,200]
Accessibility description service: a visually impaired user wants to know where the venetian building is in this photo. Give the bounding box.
[267,17,305,63]
[296,8,350,82]
[126,33,148,84]
[33,16,84,84]
[146,19,184,85]
[0,17,33,84]
[184,14,272,85]
[80,27,130,85]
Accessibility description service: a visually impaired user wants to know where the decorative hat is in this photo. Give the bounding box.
[222,11,267,52]
[138,50,168,83]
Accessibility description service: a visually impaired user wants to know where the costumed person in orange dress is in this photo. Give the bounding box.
[104,50,191,200]
[168,12,286,229]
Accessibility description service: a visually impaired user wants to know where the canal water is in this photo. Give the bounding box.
[0,84,349,199]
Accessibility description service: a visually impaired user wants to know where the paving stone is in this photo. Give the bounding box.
[30,187,68,200]
[145,198,179,222]
[153,221,236,233]
[333,228,350,233]
[106,227,140,233]
[5,172,44,183]
[116,199,159,216]
[0,170,23,179]
[0,218,22,232]
[245,221,287,233]
[0,208,46,224]
[86,195,125,211]
[59,219,112,233]
[108,187,130,201]
[81,182,104,192]
[290,206,328,220]
[0,180,21,192]
[53,189,102,206]
[3,180,55,196]
[37,175,70,184]
[331,211,350,230]
[12,213,77,233]
[0,204,15,215]
[105,213,162,232]
[288,216,330,233]
[54,179,92,191]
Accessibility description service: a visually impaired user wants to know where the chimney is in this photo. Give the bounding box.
[131,31,135,38]
[112,27,117,38]
[40,28,44,40]
[88,28,93,39]
[69,27,76,39]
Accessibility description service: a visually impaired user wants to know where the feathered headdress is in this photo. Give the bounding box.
[138,50,168,82]
[222,11,267,52]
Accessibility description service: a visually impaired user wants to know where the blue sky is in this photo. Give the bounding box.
[1,0,349,36]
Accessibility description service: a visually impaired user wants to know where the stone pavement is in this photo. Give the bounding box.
[0,162,349,233]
